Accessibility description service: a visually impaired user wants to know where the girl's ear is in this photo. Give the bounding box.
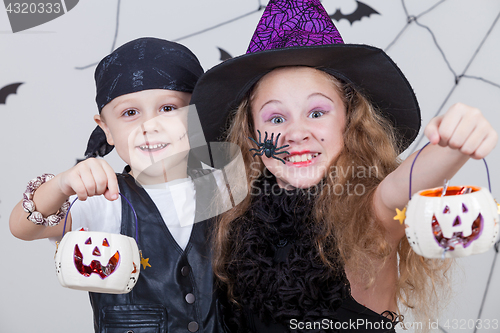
[94,114,114,146]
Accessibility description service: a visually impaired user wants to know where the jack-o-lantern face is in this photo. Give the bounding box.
[55,231,140,294]
[431,205,483,251]
[74,237,120,279]
[405,186,499,258]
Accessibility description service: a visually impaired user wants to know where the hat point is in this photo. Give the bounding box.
[247,0,344,54]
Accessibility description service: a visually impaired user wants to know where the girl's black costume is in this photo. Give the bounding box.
[218,176,398,333]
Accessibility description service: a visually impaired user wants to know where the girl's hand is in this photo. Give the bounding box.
[56,158,119,201]
[424,103,498,159]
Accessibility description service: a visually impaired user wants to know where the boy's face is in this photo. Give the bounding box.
[95,89,192,184]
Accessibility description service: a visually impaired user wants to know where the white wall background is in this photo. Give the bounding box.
[1,1,499,332]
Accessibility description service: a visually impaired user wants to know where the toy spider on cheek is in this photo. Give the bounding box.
[248,130,290,164]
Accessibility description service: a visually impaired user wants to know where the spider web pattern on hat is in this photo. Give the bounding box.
[247,0,344,53]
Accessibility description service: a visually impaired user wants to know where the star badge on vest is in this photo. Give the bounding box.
[140,250,151,269]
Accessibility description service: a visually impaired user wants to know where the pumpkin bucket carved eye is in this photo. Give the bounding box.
[102,238,110,247]
[462,203,468,213]
[443,205,450,214]
[85,237,92,245]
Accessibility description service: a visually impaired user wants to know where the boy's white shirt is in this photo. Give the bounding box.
[69,176,196,251]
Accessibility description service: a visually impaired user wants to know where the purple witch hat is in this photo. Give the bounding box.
[247,0,343,52]
[192,0,420,152]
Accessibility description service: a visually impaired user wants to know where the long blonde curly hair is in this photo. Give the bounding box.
[212,67,453,329]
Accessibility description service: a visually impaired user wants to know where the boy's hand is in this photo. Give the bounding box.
[57,158,119,201]
[424,103,498,159]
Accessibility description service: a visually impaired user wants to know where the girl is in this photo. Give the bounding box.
[191,0,498,332]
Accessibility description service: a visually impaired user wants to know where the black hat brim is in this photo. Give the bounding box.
[192,43,421,152]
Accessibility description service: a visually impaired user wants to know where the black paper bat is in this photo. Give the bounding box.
[0,82,24,104]
[329,1,379,25]
[218,47,233,62]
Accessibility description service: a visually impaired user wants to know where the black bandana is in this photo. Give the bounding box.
[84,37,204,158]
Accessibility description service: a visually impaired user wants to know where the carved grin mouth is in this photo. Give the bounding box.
[432,214,483,250]
[73,245,120,279]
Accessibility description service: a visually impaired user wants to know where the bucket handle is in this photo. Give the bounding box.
[61,193,139,242]
[408,142,492,200]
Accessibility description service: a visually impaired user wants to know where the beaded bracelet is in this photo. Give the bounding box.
[22,173,70,226]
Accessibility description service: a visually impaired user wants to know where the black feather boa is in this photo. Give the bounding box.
[224,175,348,331]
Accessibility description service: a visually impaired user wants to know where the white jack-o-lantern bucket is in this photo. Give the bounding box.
[404,144,500,259]
[54,194,141,293]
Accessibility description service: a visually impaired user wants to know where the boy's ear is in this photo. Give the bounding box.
[94,115,114,146]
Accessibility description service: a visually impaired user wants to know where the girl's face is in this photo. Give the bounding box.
[251,67,346,189]
[95,89,192,184]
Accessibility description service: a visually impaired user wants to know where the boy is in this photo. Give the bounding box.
[10,37,221,333]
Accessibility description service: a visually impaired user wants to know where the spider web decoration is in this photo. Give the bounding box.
[388,0,500,153]
[68,0,499,331]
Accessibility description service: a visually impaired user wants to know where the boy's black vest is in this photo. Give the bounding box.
[90,171,220,333]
